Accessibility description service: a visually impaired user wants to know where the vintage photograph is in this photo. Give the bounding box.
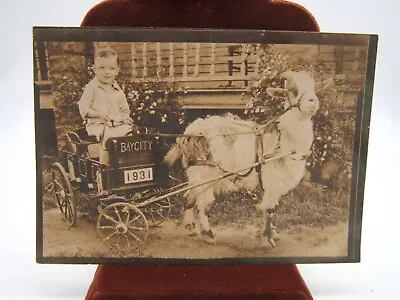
[34,28,377,264]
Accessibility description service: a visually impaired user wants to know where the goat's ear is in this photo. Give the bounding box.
[266,87,287,97]
[316,77,334,93]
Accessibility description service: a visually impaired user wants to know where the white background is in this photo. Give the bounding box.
[0,1,398,299]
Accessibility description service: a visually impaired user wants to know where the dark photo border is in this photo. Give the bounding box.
[34,27,378,265]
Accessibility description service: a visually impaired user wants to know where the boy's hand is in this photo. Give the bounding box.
[123,118,133,125]
[86,109,108,122]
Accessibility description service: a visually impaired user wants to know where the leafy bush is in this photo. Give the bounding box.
[123,80,187,134]
[50,61,92,146]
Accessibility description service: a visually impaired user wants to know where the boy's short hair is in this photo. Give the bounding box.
[94,44,119,65]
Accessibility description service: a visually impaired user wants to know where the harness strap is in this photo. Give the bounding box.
[236,166,255,177]
[188,159,255,178]
[289,154,308,161]
[129,132,205,138]
[188,160,233,175]
[255,132,265,191]
[256,102,300,134]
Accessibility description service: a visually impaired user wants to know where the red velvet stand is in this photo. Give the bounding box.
[86,264,312,299]
[82,1,319,299]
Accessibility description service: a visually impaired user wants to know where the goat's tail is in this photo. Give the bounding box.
[164,141,183,167]
[164,135,210,169]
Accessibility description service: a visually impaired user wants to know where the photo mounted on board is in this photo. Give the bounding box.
[34,27,377,264]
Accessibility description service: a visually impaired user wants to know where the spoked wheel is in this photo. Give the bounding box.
[51,162,76,226]
[134,188,171,227]
[97,202,149,251]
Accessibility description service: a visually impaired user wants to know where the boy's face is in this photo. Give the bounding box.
[94,56,119,85]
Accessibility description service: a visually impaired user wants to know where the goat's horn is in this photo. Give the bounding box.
[281,71,294,82]
[281,71,295,89]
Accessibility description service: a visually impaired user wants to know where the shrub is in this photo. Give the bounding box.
[123,80,187,134]
[51,62,92,146]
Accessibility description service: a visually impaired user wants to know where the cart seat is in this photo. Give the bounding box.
[65,128,100,158]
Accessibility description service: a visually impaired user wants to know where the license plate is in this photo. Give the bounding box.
[124,167,153,184]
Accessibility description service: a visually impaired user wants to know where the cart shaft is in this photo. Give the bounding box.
[135,151,295,208]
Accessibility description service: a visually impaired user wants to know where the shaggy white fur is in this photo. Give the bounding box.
[164,71,330,246]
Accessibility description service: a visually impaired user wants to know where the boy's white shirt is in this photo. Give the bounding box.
[78,77,130,125]
[78,77,131,143]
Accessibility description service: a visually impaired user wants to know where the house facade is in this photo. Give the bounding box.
[34,41,367,154]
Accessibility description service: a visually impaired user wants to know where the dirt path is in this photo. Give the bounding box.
[42,209,348,259]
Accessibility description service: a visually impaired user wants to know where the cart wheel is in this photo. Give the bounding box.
[97,202,149,250]
[141,188,171,227]
[51,162,76,226]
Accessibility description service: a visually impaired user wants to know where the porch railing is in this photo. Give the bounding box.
[128,42,262,87]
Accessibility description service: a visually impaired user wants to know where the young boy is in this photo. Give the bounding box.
[78,45,133,164]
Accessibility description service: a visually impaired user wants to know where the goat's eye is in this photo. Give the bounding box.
[289,88,298,97]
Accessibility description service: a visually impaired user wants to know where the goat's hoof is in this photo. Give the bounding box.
[202,230,217,244]
[184,223,197,236]
[203,236,217,244]
[270,228,280,241]
[260,238,273,249]
[260,235,278,249]
[269,238,276,248]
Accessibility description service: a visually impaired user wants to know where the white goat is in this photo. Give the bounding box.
[165,71,331,247]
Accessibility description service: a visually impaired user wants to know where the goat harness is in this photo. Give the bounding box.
[184,100,309,191]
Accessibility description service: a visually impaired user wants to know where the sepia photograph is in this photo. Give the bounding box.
[34,28,377,264]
